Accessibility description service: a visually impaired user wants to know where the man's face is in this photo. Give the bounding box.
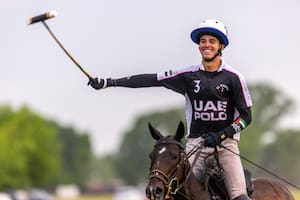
[199,35,224,60]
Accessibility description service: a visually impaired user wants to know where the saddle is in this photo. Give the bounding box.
[198,157,254,200]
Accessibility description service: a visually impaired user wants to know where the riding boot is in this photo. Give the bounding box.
[233,194,252,200]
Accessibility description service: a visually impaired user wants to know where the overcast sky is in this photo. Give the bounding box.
[2,0,300,156]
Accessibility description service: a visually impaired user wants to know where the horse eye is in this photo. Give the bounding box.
[171,153,179,160]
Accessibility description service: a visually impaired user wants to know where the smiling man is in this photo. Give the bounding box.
[88,19,252,200]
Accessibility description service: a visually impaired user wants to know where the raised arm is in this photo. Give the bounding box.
[88,74,162,90]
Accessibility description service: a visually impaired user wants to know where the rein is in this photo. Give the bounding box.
[220,144,300,191]
[187,141,300,191]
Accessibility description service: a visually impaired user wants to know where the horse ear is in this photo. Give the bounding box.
[174,121,185,141]
[148,122,162,140]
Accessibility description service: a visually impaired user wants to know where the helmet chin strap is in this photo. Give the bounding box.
[203,48,223,62]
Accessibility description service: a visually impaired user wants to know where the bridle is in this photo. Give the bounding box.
[148,143,193,200]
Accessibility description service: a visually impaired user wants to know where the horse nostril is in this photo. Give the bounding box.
[155,187,163,196]
[146,184,164,199]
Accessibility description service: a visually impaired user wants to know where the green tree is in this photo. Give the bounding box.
[0,104,93,189]
[0,105,61,189]
[89,154,118,183]
[260,129,300,185]
[53,124,93,187]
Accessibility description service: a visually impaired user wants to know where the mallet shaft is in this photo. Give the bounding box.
[42,21,91,78]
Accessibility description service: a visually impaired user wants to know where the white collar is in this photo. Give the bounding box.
[199,59,226,72]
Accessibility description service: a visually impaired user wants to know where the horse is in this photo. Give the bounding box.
[145,121,295,200]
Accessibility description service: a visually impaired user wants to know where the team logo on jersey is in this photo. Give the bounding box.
[194,100,228,121]
[216,83,229,93]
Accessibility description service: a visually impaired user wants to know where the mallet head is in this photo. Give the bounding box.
[28,10,57,25]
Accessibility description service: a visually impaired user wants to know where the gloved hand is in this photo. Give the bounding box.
[203,131,227,148]
[88,77,106,90]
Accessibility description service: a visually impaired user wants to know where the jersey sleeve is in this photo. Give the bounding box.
[157,73,186,94]
[232,73,252,109]
[156,66,198,94]
[111,74,162,87]
[110,65,197,94]
[223,107,252,137]
[222,73,253,137]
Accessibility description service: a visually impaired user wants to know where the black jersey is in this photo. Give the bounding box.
[111,60,252,139]
[156,62,252,138]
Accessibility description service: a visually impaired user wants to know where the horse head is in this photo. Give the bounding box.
[146,121,189,200]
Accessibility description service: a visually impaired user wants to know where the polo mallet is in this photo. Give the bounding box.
[28,11,91,79]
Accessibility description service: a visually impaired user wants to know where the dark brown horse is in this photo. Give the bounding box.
[145,122,295,200]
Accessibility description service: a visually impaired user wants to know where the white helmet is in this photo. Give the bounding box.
[191,19,229,47]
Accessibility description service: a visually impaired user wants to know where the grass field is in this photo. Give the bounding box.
[55,191,300,200]
[55,190,300,200]
[55,192,300,200]
[55,195,112,200]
